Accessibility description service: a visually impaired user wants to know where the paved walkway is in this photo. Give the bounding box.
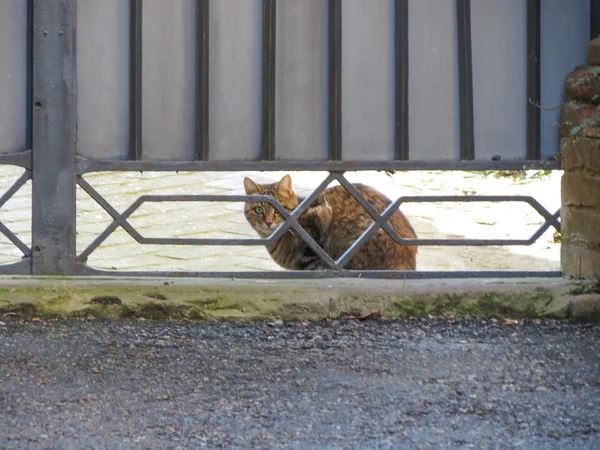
[0,166,562,273]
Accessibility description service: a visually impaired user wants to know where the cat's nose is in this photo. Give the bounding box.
[265,221,273,228]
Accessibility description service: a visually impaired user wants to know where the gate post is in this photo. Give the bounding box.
[31,0,77,275]
[560,37,600,279]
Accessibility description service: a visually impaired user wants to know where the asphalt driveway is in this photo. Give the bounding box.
[1,317,599,449]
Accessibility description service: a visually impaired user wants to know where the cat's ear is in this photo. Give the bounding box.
[276,174,293,195]
[243,177,261,195]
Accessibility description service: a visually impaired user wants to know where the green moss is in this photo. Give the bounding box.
[90,296,122,306]
[69,304,127,319]
[383,290,551,320]
[0,280,568,322]
[192,298,219,307]
[385,298,428,319]
[277,301,328,321]
[474,294,521,318]
[0,301,36,316]
[135,303,192,320]
[203,300,249,312]
[429,295,463,316]
[569,281,600,296]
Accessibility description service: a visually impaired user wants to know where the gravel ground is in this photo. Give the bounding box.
[1,317,599,450]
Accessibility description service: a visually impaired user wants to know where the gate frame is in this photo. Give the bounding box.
[14,0,599,277]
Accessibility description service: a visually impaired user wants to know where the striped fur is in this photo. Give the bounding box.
[243,174,417,270]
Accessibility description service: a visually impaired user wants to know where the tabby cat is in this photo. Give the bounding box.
[243,174,417,270]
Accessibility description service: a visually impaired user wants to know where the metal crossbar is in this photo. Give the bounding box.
[74,157,560,174]
[77,172,561,273]
[0,171,32,257]
[76,174,338,268]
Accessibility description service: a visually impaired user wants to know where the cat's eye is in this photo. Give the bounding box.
[253,206,264,215]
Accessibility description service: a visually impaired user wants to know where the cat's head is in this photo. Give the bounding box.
[243,174,298,237]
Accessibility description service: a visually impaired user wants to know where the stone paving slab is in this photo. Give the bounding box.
[0,166,562,273]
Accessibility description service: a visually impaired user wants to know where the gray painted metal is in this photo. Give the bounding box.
[0,1,592,277]
[31,0,77,275]
[75,157,560,174]
[593,0,600,39]
[456,0,475,161]
[0,0,28,154]
[75,171,560,274]
[0,151,31,170]
[328,0,342,161]
[209,0,263,161]
[342,0,395,161]
[394,0,409,160]
[76,0,129,160]
[0,259,32,275]
[142,0,195,161]
[0,171,32,257]
[540,0,590,159]
[261,0,277,161]
[68,0,591,165]
[195,0,210,161]
[275,0,328,161]
[76,266,563,280]
[471,0,527,162]
[526,0,541,160]
[408,0,460,161]
[77,174,339,268]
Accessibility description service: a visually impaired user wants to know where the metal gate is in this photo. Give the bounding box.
[0,0,597,278]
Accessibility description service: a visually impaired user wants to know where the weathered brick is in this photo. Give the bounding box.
[560,136,600,172]
[561,206,600,249]
[561,173,600,208]
[588,37,600,65]
[568,294,600,319]
[565,65,600,103]
[559,101,600,138]
[561,243,600,279]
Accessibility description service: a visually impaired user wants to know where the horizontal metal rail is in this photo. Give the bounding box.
[0,259,32,275]
[75,156,560,175]
[0,151,32,170]
[76,266,562,279]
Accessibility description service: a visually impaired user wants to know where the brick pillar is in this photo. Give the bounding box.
[560,37,600,278]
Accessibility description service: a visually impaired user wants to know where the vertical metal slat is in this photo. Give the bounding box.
[591,0,600,40]
[456,0,475,161]
[526,0,541,160]
[260,0,276,161]
[26,0,34,151]
[129,0,143,161]
[394,0,409,161]
[328,0,342,161]
[195,0,209,161]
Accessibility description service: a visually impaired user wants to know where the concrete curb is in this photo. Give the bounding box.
[1,276,596,322]
[568,294,600,321]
